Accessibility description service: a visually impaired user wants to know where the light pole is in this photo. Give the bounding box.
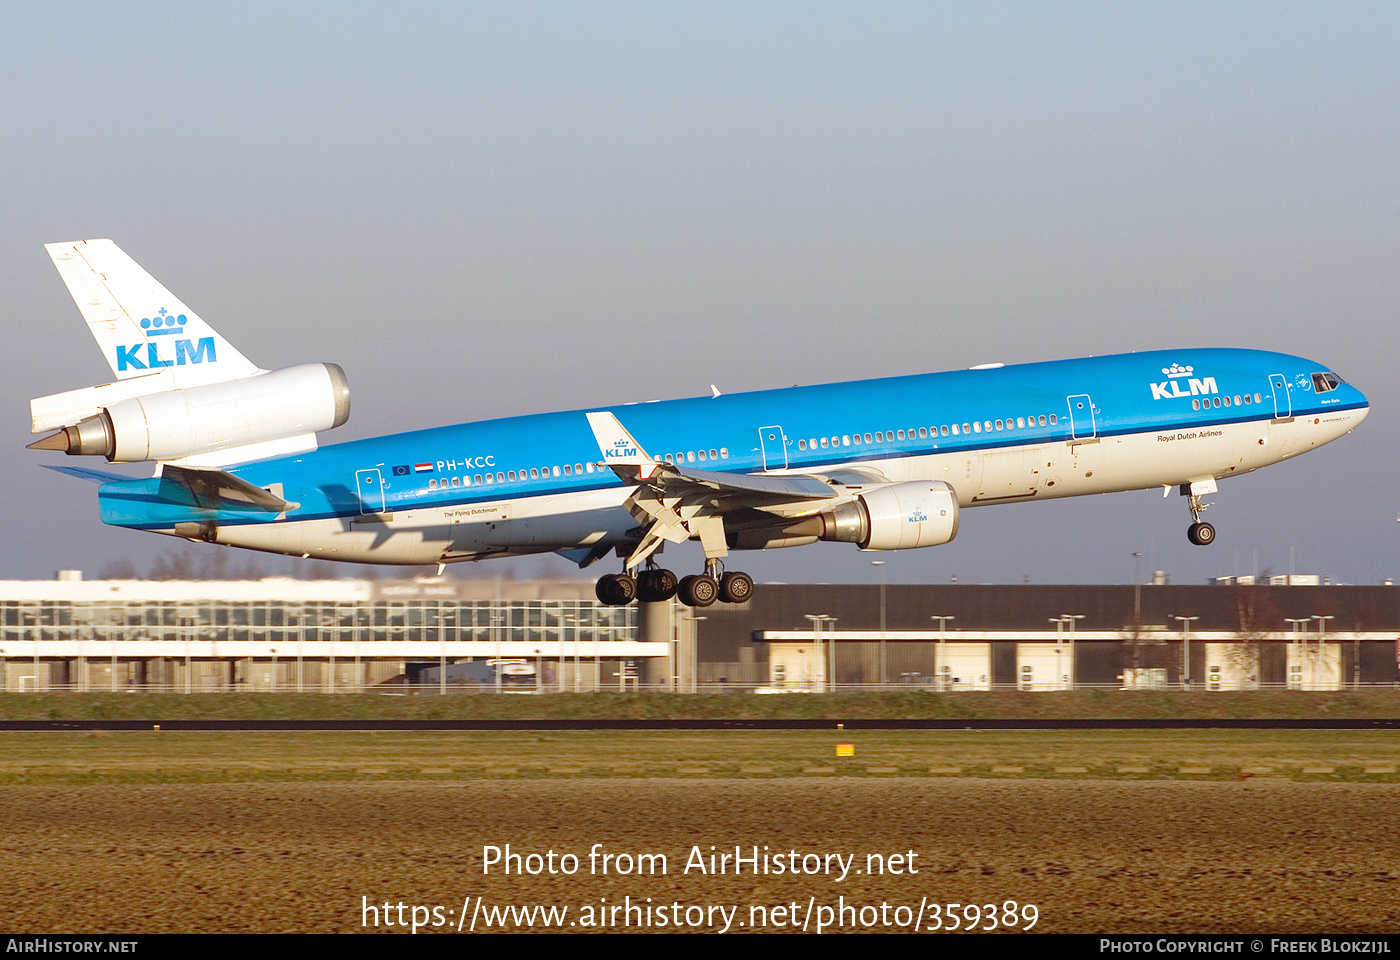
[931,616,955,690]
[324,615,338,694]
[1061,614,1085,690]
[1173,616,1198,689]
[1133,552,1142,626]
[1313,615,1335,690]
[872,561,886,688]
[1285,618,1310,689]
[804,615,833,691]
[490,615,505,694]
[1049,617,1068,691]
[681,616,706,693]
[437,610,448,696]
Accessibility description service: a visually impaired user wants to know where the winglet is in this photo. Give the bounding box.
[585,411,661,481]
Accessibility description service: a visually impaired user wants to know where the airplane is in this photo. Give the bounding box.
[28,240,1369,607]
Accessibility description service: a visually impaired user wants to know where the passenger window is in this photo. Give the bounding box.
[917,428,927,438]
[563,465,572,476]
[720,448,728,458]
[697,450,707,461]
[940,426,949,436]
[798,441,807,451]
[864,433,873,444]
[1038,415,1047,426]
[1016,417,1025,429]
[896,430,905,440]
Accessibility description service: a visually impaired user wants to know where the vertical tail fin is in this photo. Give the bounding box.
[45,240,261,385]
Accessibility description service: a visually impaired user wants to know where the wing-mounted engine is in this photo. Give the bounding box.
[29,362,350,464]
[729,480,960,551]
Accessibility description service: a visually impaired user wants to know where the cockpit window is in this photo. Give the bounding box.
[1311,372,1342,393]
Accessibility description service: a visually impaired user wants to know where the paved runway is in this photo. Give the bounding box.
[1,778,1396,933]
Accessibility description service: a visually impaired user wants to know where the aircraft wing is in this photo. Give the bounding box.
[585,411,841,568]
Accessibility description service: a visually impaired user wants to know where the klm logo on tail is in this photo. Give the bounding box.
[1149,363,1217,401]
[115,309,217,371]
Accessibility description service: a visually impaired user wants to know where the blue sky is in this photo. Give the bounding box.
[3,3,1397,584]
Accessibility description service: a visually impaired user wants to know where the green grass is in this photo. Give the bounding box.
[3,689,1400,722]
[0,729,1395,784]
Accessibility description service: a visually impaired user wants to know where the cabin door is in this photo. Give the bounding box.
[758,426,789,470]
[355,468,386,514]
[1269,374,1292,420]
[1066,394,1097,441]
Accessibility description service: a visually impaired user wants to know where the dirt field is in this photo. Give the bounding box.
[1,778,1396,934]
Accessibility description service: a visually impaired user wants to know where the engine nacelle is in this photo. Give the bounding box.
[728,481,960,552]
[41,363,350,462]
[852,480,960,550]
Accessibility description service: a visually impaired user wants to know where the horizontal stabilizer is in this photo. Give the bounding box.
[157,465,297,512]
[42,464,134,485]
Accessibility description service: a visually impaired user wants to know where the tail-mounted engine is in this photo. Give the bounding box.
[29,363,350,463]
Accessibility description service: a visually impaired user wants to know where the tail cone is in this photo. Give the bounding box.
[27,430,71,452]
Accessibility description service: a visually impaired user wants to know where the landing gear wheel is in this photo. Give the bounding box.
[1187,522,1216,546]
[636,568,679,603]
[679,574,718,608]
[595,573,637,605]
[719,571,754,604]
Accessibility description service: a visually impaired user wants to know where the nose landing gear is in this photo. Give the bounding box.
[1180,479,1218,546]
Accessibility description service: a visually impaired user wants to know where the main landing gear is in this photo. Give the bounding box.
[595,561,754,607]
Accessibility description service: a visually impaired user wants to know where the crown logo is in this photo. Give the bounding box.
[1161,363,1194,378]
[140,308,189,337]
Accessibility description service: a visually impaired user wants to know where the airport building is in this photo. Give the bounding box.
[0,572,1396,692]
